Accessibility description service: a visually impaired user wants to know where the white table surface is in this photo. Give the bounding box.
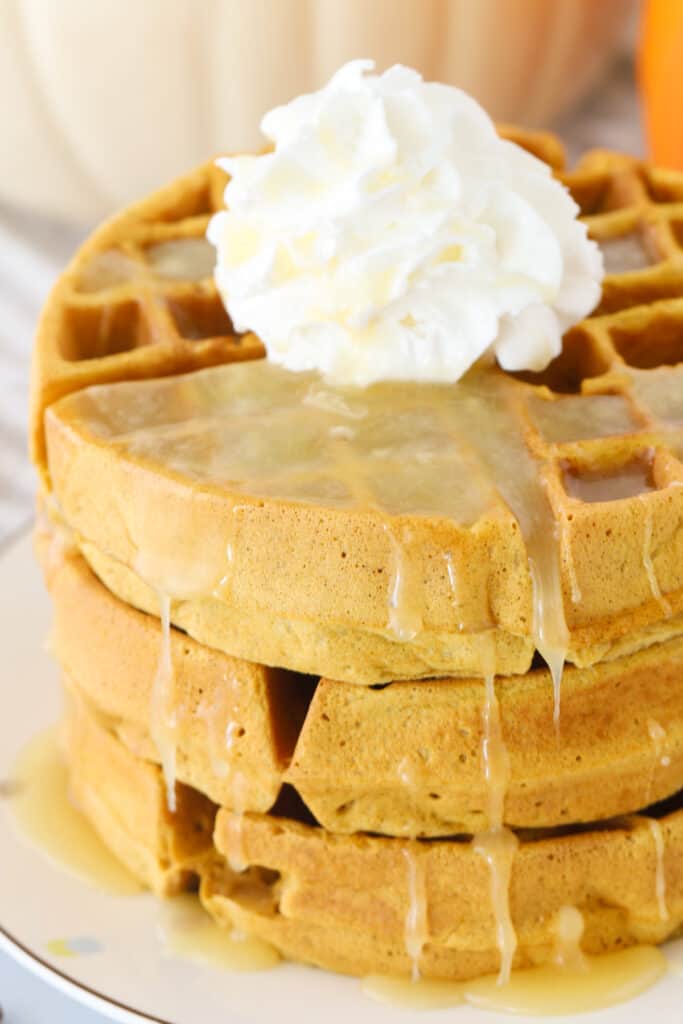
[0,55,645,1023]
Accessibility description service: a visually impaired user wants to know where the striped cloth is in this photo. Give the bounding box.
[0,202,87,549]
[0,57,643,552]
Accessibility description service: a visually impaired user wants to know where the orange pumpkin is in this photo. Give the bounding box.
[640,0,683,169]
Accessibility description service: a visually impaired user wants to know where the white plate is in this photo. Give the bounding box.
[1,531,682,1024]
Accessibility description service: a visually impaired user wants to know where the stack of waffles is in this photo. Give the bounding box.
[31,127,683,981]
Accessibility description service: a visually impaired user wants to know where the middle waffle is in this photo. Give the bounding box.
[39,531,683,836]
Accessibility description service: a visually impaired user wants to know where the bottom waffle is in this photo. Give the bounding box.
[64,689,683,981]
[65,689,215,895]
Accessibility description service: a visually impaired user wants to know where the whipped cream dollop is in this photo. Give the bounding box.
[208,60,603,387]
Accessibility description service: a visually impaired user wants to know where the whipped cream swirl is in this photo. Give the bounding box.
[208,60,603,387]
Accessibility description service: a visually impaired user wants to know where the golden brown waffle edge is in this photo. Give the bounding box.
[38,524,683,836]
[63,691,683,981]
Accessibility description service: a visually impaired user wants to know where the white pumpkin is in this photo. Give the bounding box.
[0,0,631,222]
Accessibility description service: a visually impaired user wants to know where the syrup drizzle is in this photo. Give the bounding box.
[135,531,252,852]
[402,846,429,981]
[443,551,459,607]
[529,552,565,730]
[393,631,521,987]
[214,504,252,604]
[150,590,178,813]
[473,639,518,986]
[480,673,511,829]
[326,424,425,642]
[217,538,236,599]
[564,462,655,503]
[563,517,583,606]
[69,363,568,697]
[433,380,569,724]
[12,731,666,1014]
[195,699,229,779]
[47,360,683,1006]
[473,829,519,987]
[553,905,587,971]
[385,525,421,641]
[648,717,671,768]
[195,671,242,781]
[647,818,669,923]
[395,749,429,979]
[224,771,249,873]
[528,393,637,443]
[639,499,672,617]
[646,718,670,805]
[59,360,683,729]
[397,755,416,788]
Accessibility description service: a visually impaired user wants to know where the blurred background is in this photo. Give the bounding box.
[0,0,676,550]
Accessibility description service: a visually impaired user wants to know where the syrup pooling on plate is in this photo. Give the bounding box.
[363,944,667,1014]
[463,945,667,1015]
[9,727,141,894]
[160,893,280,970]
[361,974,465,1010]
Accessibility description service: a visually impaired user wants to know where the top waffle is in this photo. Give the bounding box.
[31,129,683,685]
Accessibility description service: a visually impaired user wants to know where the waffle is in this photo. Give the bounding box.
[37,531,683,836]
[29,125,564,474]
[62,690,683,981]
[65,686,215,895]
[35,523,309,811]
[34,134,683,685]
[41,351,683,685]
[28,125,683,986]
